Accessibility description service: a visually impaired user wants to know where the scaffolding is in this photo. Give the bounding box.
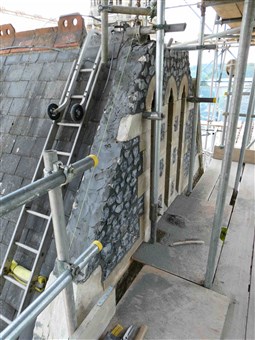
[0,0,255,338]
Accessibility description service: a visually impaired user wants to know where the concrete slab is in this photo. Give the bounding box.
[133,195,231,284]
[133,242,207,284]
[108,265,229,340]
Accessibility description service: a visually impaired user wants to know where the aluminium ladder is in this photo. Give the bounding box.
[0,29,102,326]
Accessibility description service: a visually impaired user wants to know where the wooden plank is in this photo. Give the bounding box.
[107,265,229,340]
[238,163,255,200]
[209,161,238,203]
[213,3,242,19]
[242,163,255,339]
[133,195,231,284]
[213,146,255,164]
[246,243,255,340]
[212,164,255,339]
[191,158,221,201]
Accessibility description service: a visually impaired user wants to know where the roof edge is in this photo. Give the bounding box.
[0,13,86,55]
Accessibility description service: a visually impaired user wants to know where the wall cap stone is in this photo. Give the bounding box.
[117,113,143,142]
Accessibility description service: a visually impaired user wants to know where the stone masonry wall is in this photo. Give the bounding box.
[67,38,197,283]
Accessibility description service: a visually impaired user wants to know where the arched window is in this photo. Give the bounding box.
[164,89,174,206]
[176,87,186,193]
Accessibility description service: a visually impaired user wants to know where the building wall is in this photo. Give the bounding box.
[0,15,202,337]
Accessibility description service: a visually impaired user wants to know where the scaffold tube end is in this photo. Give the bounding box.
[93,240,103,251]
[88,154,99,167]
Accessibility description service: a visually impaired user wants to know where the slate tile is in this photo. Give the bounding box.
[1,220,16,246]
[5,54,22,65]
[43,80,65,99]
[0,134,15,154]
[0,55,7,67]
[25,80,47,99]
[31,137,46,157]
[9,98,29,116]
[0,116,15,134]
[0,243,8,264]
[26,98,50,118]
[39,63,62,81]
[58,61,75,80]
[10,116,33,136]
[28,118,51,138]
[13,136,37,157]
[38,51,58,63]
[5,64,25,81]
[1,173,23,196]
[0,97,13,115]
[0,65,10,81]
[20,53,39,64]
[7,81,29,97]
[22,63,44,81]
[0,218,8,243]
[0,81,11,97]
[15,156,38,179]
[0,153,21,175]
[56,49,78,62]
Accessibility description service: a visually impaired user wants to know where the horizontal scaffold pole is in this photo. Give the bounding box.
[168,44,216,51]
[125,23,186,36]
[0,153,98,217]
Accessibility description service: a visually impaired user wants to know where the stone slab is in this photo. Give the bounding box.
[107,265,229,340]
[133,195,231,284]
[71,287,116,340]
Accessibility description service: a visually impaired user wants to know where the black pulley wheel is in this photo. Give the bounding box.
[70,104,84,122]
[47,103,60,120]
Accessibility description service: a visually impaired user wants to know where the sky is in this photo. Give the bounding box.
[0,0,254,66]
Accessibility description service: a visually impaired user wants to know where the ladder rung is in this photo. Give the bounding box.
[56,151,71,157]
[71,95,83,99]
[80,68,93,72]
[26,209,50,220]
[0,314,12,325]
[4,275,26,290]
[57,122,81,127]
[15,242,38,255]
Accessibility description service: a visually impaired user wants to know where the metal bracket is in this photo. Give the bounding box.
[66,262,88,284]
[62,164,75,186]
[98,5,112,13]
[153,24,165,30]
[153,23,186,32]
[187,97,216,103]
[142,111,164,121]
[43,160,63,177]
[97,286,114,306]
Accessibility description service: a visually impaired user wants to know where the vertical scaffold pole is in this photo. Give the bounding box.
[187,1,206,194]
[233,70,255,198]
[101,0,109,64]
[43,150,77,335]
[204,0,255,289]
[220,60,235,147]
[150,0,165,243]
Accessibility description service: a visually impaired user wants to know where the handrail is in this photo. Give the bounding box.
[0,153,98,217]
[0,241,103,340]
